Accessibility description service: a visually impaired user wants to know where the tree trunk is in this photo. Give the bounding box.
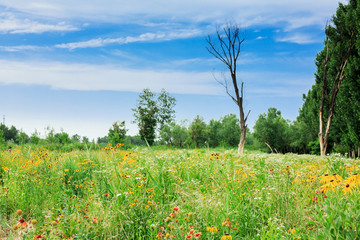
[238,122,246,154]
[358,146,360,158]
[319,35,329,157]
[319,31,354,157]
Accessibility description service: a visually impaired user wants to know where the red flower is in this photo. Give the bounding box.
[186,235,192,239]
[34,235,43,239]
[173,207,180,212]
[19,219,25,223]
[102,194,110,197]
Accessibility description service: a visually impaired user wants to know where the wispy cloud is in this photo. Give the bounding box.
[0,0,346,29]
[276,33,320,44]
[0,12,78,34]
[0,59,220,95]
[0,59,313,98]
[0,45,48,52]
[56,29,203,50]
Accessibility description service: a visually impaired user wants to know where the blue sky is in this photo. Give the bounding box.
[0,0,346,140]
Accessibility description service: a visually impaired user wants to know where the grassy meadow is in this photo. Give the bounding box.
[0,145,359,239]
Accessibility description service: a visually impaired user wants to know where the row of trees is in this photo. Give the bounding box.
[158,114,252,148]
[294,0,360,157]
[201,0,360,156]
[0,124,94,147]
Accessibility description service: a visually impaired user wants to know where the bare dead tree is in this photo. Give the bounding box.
[319,28,355,157]
[206,24,250,154]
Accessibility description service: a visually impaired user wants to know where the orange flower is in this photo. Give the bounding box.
[195,232,202,238]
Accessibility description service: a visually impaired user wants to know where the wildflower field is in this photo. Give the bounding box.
[0,146,359,239]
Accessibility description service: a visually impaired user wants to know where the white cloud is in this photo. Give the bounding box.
[0,59,314,98]
[0,45,48,52]
[0,59,220,95]
[0,12,78,34]
[0,0,347,29]
[56,29,203,50]
[276,33,319,44]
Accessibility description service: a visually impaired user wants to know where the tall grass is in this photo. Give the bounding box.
[0,146,359,239]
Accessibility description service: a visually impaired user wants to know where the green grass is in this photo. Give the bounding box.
[0,146,359,239]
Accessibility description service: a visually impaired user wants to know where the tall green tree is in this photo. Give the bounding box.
[316,0,359,156]
[30,130,41,145]
[253,108,290,153]
[0,124,19,142]
[108,121,128,146]
[219,114,241,147]
[17,131,29,145]
[159,122,189,148]
[189,115,208,148]
[157,89,176,131]
[56,131,71,145]
[208,119,222,147]
[132,88,176,145]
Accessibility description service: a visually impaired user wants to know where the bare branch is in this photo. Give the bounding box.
[244,110,251,123]
[206,24,249,154]
[212,72,238,104]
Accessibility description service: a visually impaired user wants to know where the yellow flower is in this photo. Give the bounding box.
[220,234,232,240]
[342,183,354,195]
[206,226,218,232]
[288,227,296,235]
[16,209,23,216]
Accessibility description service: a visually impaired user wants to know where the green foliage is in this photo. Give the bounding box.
[219,114,241,147]
[132,88,176,145]
[0,124,19,142]
[207,119,221,147]
[30,130,41,144]
[159,122,188,147]
[157,89,176,130]
[307,139,320,155]
[45,127,58,144]
[55,131,71,145]
[17,131,29,145]
[71,134,81,143]
[253,108,290,153]
[108,121,128,146]
[97,136,109,144]
[189,115,209,148]
[0,129,5,146]
[299,0,360,155]
[125,135,145,146]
